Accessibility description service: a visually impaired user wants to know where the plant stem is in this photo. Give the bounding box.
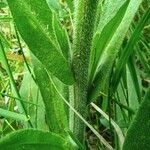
[72,0,99,144]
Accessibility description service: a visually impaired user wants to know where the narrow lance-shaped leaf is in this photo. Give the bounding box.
[112,7,150,92]
[127,56,142,103]
[31,54,68,136]
[26,0,71,61]
[7,0,74,85]
[88,0,142,101]
[89,0,130,84]
[0,108,28,122]
[88,0,130,103]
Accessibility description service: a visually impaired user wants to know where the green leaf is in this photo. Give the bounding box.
[88,0,143,101]
[46,0,61,12]
[89,0,129,84]
[26,0,71,60]
[0,129,70,150]
[123,88,150,150]
[65,0,74,11]
[0,2,7,8]
[126,66,139,111]
[26,0,55,40]
[88,0,130,102]
[31,55,68,136]
[53,14,72,61]
[19,67,46,130]
[7,0,74,85]
[127,56,142,103]
[112,6,150,92]
[0,108,28,122]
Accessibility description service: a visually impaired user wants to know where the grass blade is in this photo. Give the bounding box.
[0,40,32,127]
[112,7,150,91]
[91,102,125,149]
[0,108,29,122]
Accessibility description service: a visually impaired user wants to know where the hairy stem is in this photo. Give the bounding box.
[72,0,99,144]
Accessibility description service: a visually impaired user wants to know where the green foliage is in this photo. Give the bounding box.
[7,0,74,85]
[0,0,149,149]
[65,0,74,11]
[46,0,61,12]
[88,0,143,102]
[89,0,129,85]
[0,40,29,121]
[112,6,150,93]
[32,56,68,136]
[19,66,45,129]
[26,0,71,61]
[0,2,7,8]
[123,88,150,150]
[0,129,70,150]
[0,108,28,122]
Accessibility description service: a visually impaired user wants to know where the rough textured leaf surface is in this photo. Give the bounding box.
[123,89,150,150]
[32,55,68,136]
[88,0,142,101]
[0,129,70,150]
[7,0,74,85]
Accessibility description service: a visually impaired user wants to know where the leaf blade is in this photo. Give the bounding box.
[7,0,74,85]
[0,129,70,150]
[0,108,28,122]
[123,88,150,150]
